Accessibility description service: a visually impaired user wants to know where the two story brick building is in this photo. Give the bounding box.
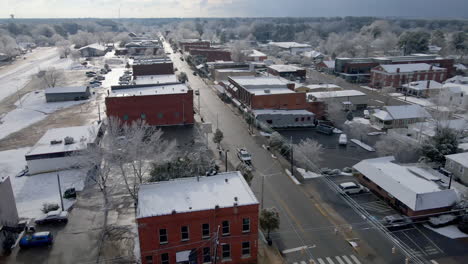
[137,172,259,264]
[370,63,447,89]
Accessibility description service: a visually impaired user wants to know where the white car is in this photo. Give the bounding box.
[339,134,348,145]
[236,148,252,165]
[363,110,370,119]
[338,182,368,195]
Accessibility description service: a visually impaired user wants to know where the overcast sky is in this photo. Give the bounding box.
[2,0,468,18]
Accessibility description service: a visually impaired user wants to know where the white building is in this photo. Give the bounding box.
[307,90,367,110]
[0,176,19,226]
[268,42,313,55]
[252,109,315,128]
[78,43,108,57]
[354,156,458,216]
[371,105,431,129]
[440,81,468,111]
[444,152,468,185]
[402,80,443,97]
[25,124,102,175]
[302,50,325,63]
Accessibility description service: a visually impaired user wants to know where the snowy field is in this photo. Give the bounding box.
[0,147,87,219]
[0,90,91,140]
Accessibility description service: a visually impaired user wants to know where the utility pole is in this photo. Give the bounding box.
[213,225,220,264]
[224,150,229,172]
[97,103,101,123]
[290,136,294,177]
[261,174,265,210]
[448,172,453,189]
[57,173,64,211]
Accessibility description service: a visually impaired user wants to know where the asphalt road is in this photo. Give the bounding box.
[164,40,411,264]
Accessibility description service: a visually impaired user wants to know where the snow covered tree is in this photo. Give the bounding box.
[421,126,459,164]
[56,40,71,58]
[375,133,421,163]
[41,67,65,88]
[293,138,323,172]
[398,31,430,55]
[213,128,224,147]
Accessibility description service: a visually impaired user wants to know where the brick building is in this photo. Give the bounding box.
[370,63,447,89]
[132,58,174,76]
[105,83,194,126]
[179,39,211,52]
[267,65,306,81]
[137,172,259,264]
[189,48,232,62]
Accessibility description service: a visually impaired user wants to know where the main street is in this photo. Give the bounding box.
[164,40,412,264]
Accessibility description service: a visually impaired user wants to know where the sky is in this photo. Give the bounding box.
[2,0,468,19]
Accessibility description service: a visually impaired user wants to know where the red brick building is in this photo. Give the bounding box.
[132,58,174,76]
[105,83,194,126]
[137,172,259,264]
[189,48,232,62]
[370,63,448,89]
[179,39,211,52]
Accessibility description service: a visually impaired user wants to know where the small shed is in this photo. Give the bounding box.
[45,86,91,102]
[79,43,108,57]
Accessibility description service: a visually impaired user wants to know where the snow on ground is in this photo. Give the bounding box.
[389,93,404,97]
[101,67,125,89]
[360,86,378,91]
[0,49,73,102]
[350,139,375,152]
[397,96,434,107]
[0,147,87,219]
[344,117,370,126]
[0,90,91,140]
[424,224,468,239]
[297,168,322,179]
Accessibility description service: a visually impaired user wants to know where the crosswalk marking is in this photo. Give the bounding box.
[350,255,362,264]
[430,260,439,264]
[335,256,345,264]
[317,258,327,264]
[342,255,353,264]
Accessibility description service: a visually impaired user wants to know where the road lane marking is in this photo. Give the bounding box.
[341,255,353,264]
[350,255,361,264]
[335,256,345,264]
[282,245,313,254]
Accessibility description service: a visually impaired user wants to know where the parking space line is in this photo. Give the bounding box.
[415,225,444,253]
[402,231,427,256]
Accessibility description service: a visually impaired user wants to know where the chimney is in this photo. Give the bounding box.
[430,65,433,70]
[287,83,295,91]
[396,68,400,73]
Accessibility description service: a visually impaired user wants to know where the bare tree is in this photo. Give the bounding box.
[344,122,369,143]
[381,86,396,105]
[41,67,65,88]
[56,40,71,58]
[294,138,324,171]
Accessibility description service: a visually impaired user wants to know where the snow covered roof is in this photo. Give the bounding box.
[442,83,468,94]
[269,42,312,49]
[110,83,189,97]
[252,109,315,116]
[445,75,468,85]
[445,152,468,166]
[247,49,267,57]
[384,105,431,120]
[229,76,293,88]
[322,60,335,68]
[248,87,295,95]
[307,90,365,99]
[303,50,323,58]
[372,110,393,121]
[268,64,304,72]
[79,43,107,51]
[45,86,88,94]
[378,63,445,73]
[402,80,443,91]
[133,74,178,85]
[408,119,468,137]
[353,156,458,211]
[137,171,258,219]
[132,57,172,65]
[305,84,341,90]
[455,64,467,71]
[26,124,99,157]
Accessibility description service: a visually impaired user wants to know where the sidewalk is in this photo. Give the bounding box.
[258,239,285,264]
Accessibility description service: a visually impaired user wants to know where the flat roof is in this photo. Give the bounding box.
[45,86,88,94]
[26,124,99,157]
[137,171,258,218]
[354,156,458,211]
[445,152,468,165]
[269,42,312,49]
[307,90,366,99]
[109,83,189,97]
[379,63,445,73]
[305,84,341,90]
[230,76,292,88]
[252,109,314,116]
[248,87,295,95]
[268,64,304,72]
[133,74,178,85]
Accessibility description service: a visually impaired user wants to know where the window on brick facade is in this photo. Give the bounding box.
[203,247,211,263]
[145,256,153,264]
[222,220,230,236]
[222,244,231,259]
[242,218,250,233]
[202,223,210,239]
[242,241,251,257]
[161,253,169,264]
[159,228,168,244]
[181,226,189,241]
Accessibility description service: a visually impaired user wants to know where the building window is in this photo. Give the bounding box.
[158,113,164,119]
[242,218,250,233]
[141,113,146,119]
[222,220,230,236]
[123,114,129,121]
[161,253,169,264]
[203,247,211,263]
[301,117,305,121]
[460,166,464,174]
[242,241,251,257]
[307,117,311,121]
[295,118,299,122]
[222,244,231,260]
[159,228,168,244]
[202,223,210,239]
[181,226,189,241]
[145,256,153,264]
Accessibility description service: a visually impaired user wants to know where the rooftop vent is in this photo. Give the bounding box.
[172,209,177,214]
[264,89,270,94]
[64,137,74,145]
[225,178,229,183]
[50,140,63,145]
[234,197,238,202]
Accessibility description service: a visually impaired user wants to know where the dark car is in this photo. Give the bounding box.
[316,123,334,135]
[89,80,102,85]
[382,215,413,230]
[35,210,69,225]
[19,232,53,249]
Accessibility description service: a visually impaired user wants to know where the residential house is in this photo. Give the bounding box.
[354,156,458,217]
[389,119,468,144]
[45,86,91,102]
[78,43,108,57]
[137,171,259,264]
[268,42,313,55]
[267,64,306,81]
[439,83,468,111]
[445,152,468,185]
[25,123,102,175]
[243,50,268,62]
[307,90,368,111]
[302,50,325,64]
[401,80,443,97]
[316,60,335,74]
[371,105,431,129]
[370,63,447,89]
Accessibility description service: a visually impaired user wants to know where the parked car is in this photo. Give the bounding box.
[193,71,197,76]
[338,182,367,195]
[363,110,370,119]
[382,215,413,230]
[428,214,459,228]
[195,90,200,95]
[89,80,102,84]
[89,83,100,88]
[94,75,105,81]
[100,69,108,74]
[339,134,348,145]
[35,210,69,225]
[86,72,96,77]
[63,188,77,199]
[124,70,132,75]
[19,232,53,249]
[316,123,334,135]
[236,148,252,165]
